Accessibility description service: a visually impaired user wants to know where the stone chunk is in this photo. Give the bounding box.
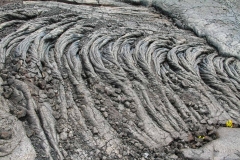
[0,129,12,140]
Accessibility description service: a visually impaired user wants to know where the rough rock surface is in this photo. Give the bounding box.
[0,0,22,6]
[182,127,240,160]
[124,0,240,60]
[0,1,240,160]
[0,77,36,160]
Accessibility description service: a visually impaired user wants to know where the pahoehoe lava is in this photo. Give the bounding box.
[0,2,240,160]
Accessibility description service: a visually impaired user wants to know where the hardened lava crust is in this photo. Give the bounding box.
[0,1,240,160]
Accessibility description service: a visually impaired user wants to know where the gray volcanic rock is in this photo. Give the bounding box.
[55,0,131,6]
[124,0,240,59]
[182,127,240,160]
[0,1,240,160]
[0,78,36,160]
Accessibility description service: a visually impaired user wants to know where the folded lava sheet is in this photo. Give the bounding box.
[0,1,240,160]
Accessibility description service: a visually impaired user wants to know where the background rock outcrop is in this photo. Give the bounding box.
[123,0,240,59]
